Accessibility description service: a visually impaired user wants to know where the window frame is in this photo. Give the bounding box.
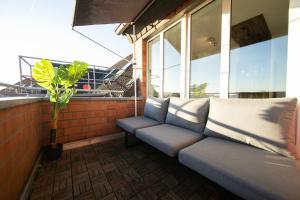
[146,0,296,99]
[147,36,161,97]
[147,18,184,98]
[146,0,219,99]
[186,0,222,98]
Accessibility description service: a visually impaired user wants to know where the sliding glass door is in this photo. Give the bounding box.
[163,23,181,98]
[148,37,161,97]
[189,0,222,98]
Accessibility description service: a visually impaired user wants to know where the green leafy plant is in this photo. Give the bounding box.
[190,83,208,98]
[32,59,88,149]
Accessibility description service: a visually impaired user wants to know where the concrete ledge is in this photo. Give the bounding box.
[0,97,45,110]
[70,96,144,101]
[0,96,144,110]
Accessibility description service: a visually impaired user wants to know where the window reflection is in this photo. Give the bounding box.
[148,37,161,97]
[229,0,289,98]
[189,0,222,98]
[163,23,181,98]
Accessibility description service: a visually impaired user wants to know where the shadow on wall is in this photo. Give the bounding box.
[206,100,297,158]
[259,101,298,157]
[167,99,210,130]
[207,117,285,149]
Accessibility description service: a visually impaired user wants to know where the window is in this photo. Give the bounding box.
[229,0,289,98]
[148,37,161,97]
[189,0,222,98]
[163,23,181,98]
[147,0,291,99]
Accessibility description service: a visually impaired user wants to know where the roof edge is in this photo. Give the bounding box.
[115,23,130,35]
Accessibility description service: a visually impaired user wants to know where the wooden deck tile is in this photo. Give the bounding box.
[29,138,241,200]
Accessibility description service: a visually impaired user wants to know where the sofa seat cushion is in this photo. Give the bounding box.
[144,97,170,123]
[179,137,300,200]
[166,98,209,133]
[136,124,203,157]
[204,98,297,157]
[116,116,160,134]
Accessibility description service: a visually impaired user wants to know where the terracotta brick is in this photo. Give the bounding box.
[42,113,51,122]
[86,117,106,125]
[64,113,73,120]
[72,111,91,119]
[94,111,105,117]
[64,126,83,136]
[58,120,70,128]
[57,129,64,137]
[69,119,87,127]
[68,133,86,142]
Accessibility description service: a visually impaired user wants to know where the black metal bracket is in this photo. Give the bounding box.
[124,131,141,147]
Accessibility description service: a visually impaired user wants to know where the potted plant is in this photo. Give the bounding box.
[32,59,88,161]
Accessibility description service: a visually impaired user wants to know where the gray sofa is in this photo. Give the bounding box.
[116,97,169,146]
[117,97,300,200]
[136,98,209,156]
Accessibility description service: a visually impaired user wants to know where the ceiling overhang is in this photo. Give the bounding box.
[72,0,153,26]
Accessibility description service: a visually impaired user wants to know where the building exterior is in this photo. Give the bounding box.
[115,0,300,101]
[113,0,300,159]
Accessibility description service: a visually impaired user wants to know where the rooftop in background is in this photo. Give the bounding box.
[0,54,135,98]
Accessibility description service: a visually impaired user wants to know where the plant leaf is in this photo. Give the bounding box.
[58,88,73,109]
[32,59,56,91]
[58,61,88,88]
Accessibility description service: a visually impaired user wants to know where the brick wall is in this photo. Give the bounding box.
[134,38,147,98]
[0,102,43,200]
[42,98,144,144]
[0,98,144,199]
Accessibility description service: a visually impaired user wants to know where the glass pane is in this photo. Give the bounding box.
[163,23,181,98]
[189,1,222,98]
[229,0,289,98]
[148,37,161,97]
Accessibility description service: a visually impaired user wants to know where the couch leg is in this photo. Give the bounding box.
[124,131,129,147]
[124,132,141,147]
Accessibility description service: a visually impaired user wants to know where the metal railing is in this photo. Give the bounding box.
[18,55,121,88]
[0,82,127,98]
[0,55,136,97]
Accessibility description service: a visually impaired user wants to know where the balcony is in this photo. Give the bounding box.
[1,0,300,199]
[1,96,244,200]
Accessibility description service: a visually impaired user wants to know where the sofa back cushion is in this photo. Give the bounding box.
[204,98,298,157]
[144,97,170,123]
[166,98,209,133]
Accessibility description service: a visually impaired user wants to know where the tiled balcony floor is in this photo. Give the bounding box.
[29,138,241,200]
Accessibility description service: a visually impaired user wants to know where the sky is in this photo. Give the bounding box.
[0,0,132,84]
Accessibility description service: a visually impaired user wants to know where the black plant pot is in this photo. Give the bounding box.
[45,143,63,161]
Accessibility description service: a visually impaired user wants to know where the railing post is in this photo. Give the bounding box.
[29,65,33,87]
[93,66,96,91]
[87,70,90,88]
[133,24,137,117]
[18,56,23,86]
